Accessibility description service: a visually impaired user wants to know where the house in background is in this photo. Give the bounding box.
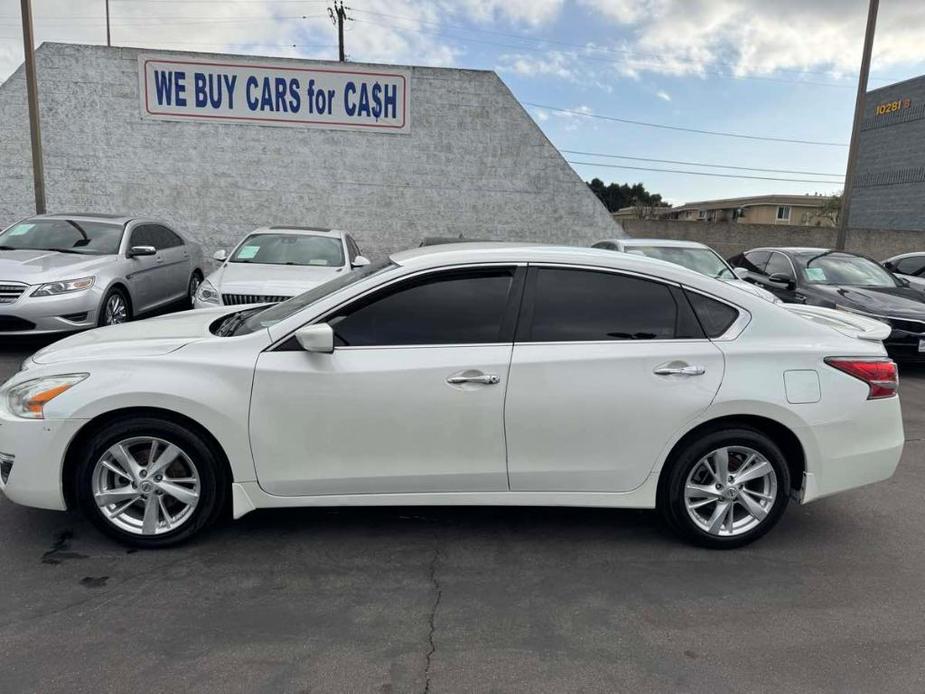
[614,194,839,227]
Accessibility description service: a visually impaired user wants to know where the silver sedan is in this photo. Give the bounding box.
[0,213,204,335]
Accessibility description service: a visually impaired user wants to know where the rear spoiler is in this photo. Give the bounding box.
[783,305,891,342]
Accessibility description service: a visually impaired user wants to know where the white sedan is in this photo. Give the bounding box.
[194,226,369,308]
[0,244,904,549]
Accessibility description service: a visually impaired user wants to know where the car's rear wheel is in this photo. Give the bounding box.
[74,417,227,548]
[98,288,131,327]
[660,427,790,549]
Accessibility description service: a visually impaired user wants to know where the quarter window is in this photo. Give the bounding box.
[686,291,740,338]
[521,267,697,342]
[330,267,516,346]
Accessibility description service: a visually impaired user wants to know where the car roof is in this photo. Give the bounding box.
[616,238,712,250]
[34,212,135,224]
[748,246,832,255]
[250,226,346,238]
[389,242,749,293]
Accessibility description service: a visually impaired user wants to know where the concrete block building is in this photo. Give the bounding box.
[0,43,619,259]
[849,74,925,231]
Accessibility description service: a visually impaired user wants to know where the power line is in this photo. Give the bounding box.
[566,160,844,184]
[527,103,849,146]
[559,150,843,177]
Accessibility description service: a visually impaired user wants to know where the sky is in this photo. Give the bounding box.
[1,0,925,206]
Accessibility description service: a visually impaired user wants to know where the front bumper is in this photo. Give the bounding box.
[884,330,925,361]
[0,288,101,335]
[0,410,86,511]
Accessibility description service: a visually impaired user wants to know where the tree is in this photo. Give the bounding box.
[586,178,668,214]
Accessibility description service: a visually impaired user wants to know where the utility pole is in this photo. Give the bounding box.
[328,1,350,62]
[835,0,879,250]
[20,0,46,214]
[105,0,111,46]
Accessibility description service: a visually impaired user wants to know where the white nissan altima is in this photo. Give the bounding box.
[0,244,904,549]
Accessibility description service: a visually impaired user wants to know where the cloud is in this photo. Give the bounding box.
[580,0,925,80]
[656,90,671,102]
[451,0,566,26]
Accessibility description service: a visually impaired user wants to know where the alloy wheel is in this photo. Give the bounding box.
[91,436,201,536]
[189,274,202,300]
[683,445,778,537]
[104,293,128,325]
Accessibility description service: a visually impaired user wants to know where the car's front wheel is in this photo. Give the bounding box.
[98,288,131,327]
[74,417,227,548]
[660,427,791,549]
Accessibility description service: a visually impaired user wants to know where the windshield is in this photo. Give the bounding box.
[625,245,735,280]
[231,233,345,267]
[0,219,124,255]
[799,253,897,287]
[230,259,396,336]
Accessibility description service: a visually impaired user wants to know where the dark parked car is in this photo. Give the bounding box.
[729,246,925,360]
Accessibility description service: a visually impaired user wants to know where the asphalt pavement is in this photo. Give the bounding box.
[1,335,924,693]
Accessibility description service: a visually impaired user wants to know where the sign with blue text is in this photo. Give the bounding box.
[138,55,410,133]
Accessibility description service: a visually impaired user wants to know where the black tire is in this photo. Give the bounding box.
[97,287,132,327]
[187,270,203,308]
[74,417,227,548]
[659,427,791,549]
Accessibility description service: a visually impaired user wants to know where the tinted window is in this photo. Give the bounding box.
[0,218,124,255]
[895,256,925,276]
[345,235,360,262]
[798,253,897,287]
[153,225,184,248]
[686,291,740,338]
[524,268,684,342]
[764,252,794,279]
[592,242,617,250]
[130,225,157,249]
[742,251,771,273]
[330,268,515,346]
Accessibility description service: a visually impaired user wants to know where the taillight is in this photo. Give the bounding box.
[825,357,898,399]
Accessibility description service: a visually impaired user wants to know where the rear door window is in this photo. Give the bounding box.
[519,267,701,342]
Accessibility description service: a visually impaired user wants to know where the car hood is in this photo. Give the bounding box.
[210,262,345,296]
[0,250,115,283]
[29,307,233,365]
[808,284,925,319]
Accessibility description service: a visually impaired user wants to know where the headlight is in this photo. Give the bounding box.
[196,280,221,304]
[31,276,95,297]
[7,374,88,419]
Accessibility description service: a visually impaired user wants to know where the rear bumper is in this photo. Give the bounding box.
[0,411,86,511]
[799,395,904,503]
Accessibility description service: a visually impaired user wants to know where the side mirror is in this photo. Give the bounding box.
[213,249,228,262]
[295,323,334,353]
[898,275,911,287]
[733,267,749,280]
[352,255,371,268]
[767,272,796,290]
[128,245,156,258]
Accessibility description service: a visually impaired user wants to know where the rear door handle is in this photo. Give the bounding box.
[653,365,705,376]
[446,372,501,385]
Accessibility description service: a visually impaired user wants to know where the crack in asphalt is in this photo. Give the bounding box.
[423,545,442,694]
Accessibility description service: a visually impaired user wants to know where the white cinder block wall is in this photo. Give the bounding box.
[0,43,621,260]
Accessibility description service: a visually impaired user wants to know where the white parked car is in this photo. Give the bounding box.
[194,226,369,308]
[592,238,780,303]
[0,244,903,549]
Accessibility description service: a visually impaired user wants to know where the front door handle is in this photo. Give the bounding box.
[653,365,705,376]
[446,372,501,385]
